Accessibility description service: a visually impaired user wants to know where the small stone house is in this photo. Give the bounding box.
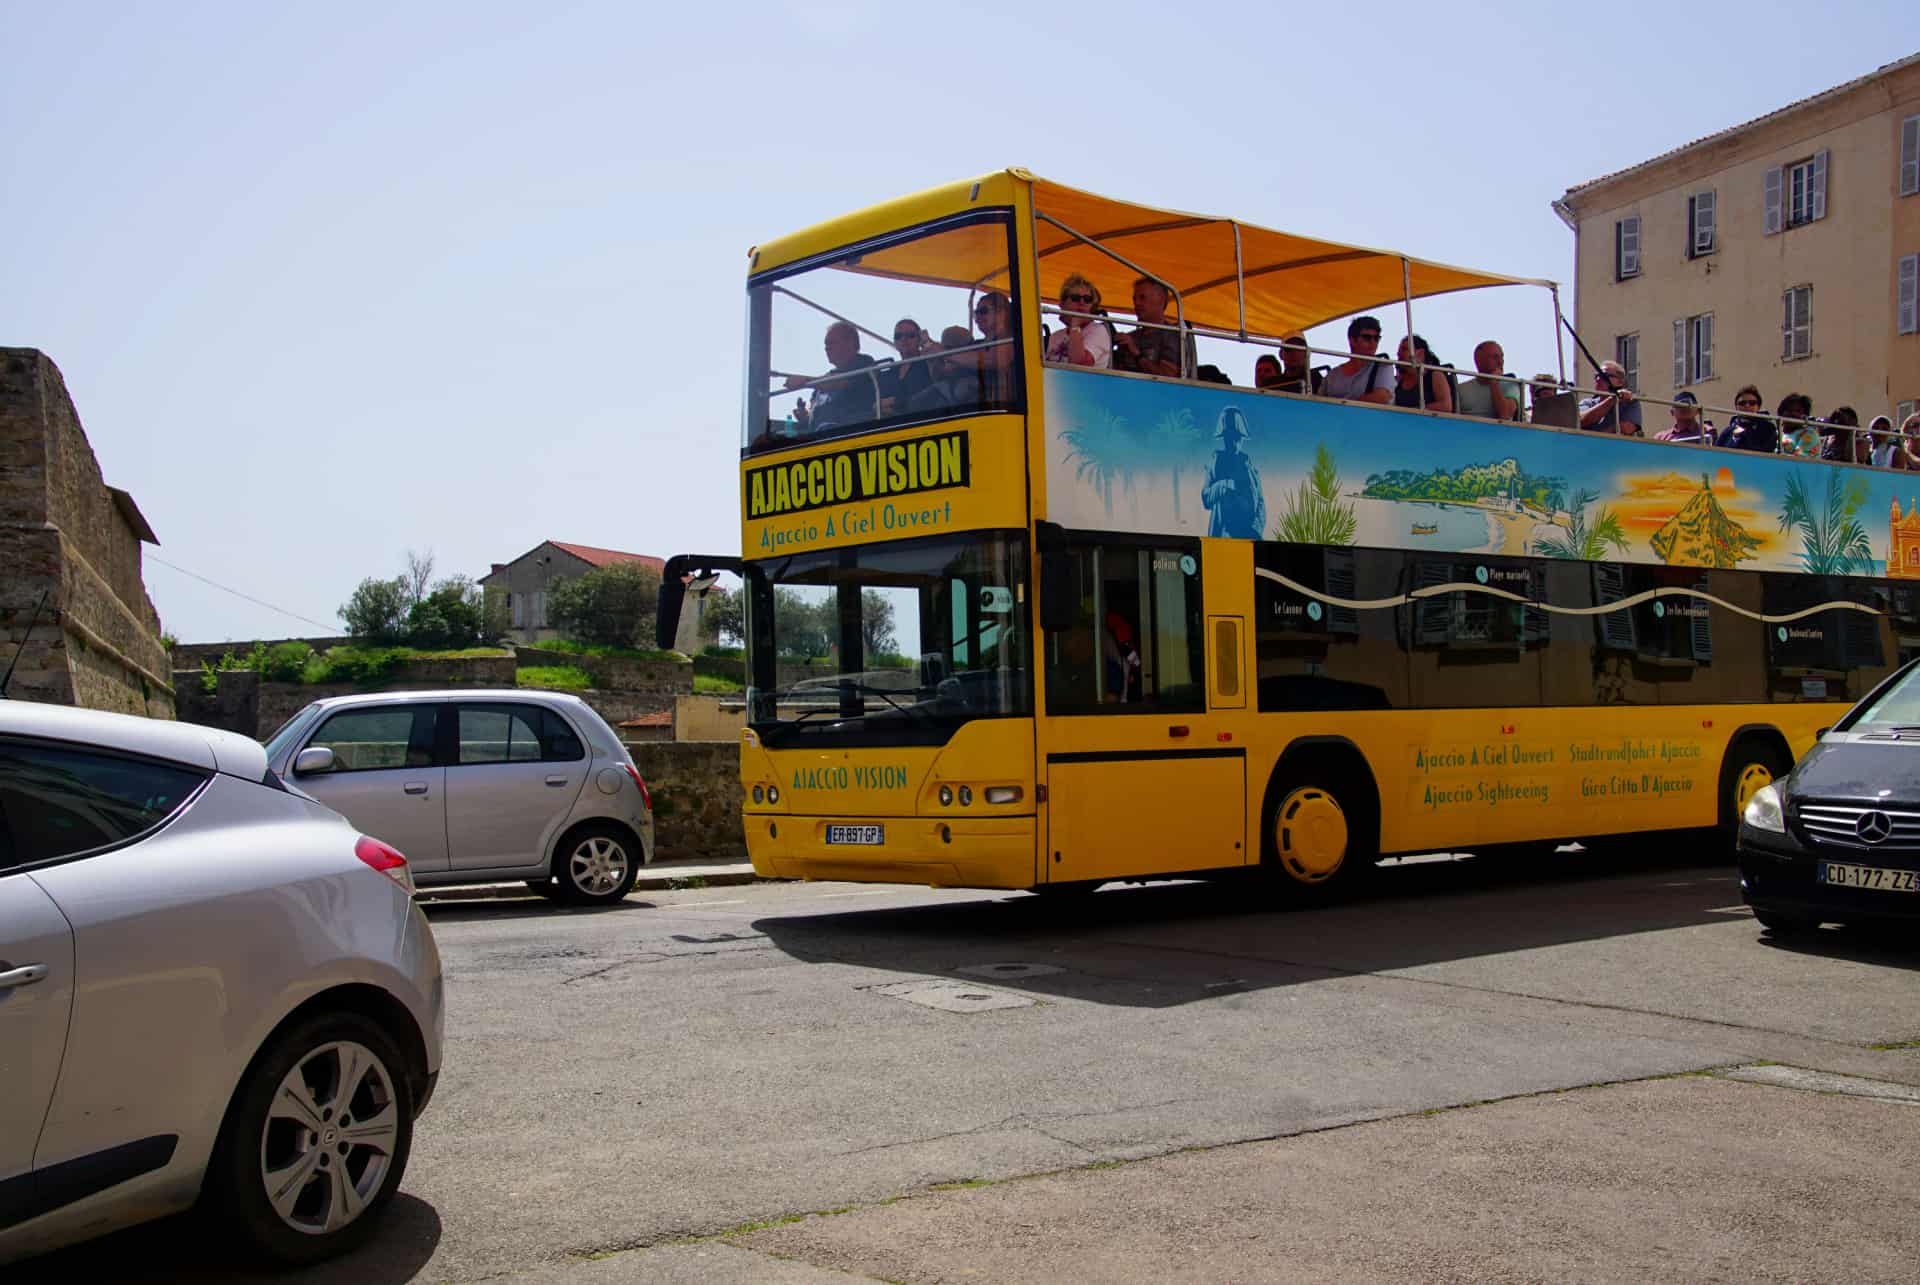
[480,540,700,650]
[1,348,172,715]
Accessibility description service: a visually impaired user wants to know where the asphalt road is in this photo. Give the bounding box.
[20,846,1920,1283]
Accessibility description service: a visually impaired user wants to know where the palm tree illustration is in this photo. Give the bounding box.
[1532,488,1630,560]
[1061,406,1129,517]
[1274,444,1358,545]
[1152,407,1201,520]
[1777,470,1872,575]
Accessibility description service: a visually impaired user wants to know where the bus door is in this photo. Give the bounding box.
[1041,542,1247,883]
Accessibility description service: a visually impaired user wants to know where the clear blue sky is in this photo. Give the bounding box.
[3,1,1911,642]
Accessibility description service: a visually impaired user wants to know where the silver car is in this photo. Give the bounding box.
[1,700,443,1267]
[263,689,655,905]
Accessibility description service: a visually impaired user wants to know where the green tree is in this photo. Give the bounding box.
[340,577,410,643]
[406,576,486,649]
[548,563,663,648]
[700,584,745,647]
[860,589,898,658]
[773,587,832,659]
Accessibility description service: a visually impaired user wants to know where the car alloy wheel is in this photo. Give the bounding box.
[556,823,639,904]
[260,1039,401,1237]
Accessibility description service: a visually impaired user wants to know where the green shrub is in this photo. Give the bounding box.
[308,645,412,686]
[340,577,410,643]
[701,644,744,659]
[517,665,593,691]
[693,673,743,694]
[540,639,685,662]
[548,563,662,649]
[259,641,313,683]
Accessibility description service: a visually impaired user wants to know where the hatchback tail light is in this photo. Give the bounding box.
[623,762,652,810]
[355,835,414,893]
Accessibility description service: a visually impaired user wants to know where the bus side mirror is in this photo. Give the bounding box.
[655,578,687,650]
[1040,552,1077,632]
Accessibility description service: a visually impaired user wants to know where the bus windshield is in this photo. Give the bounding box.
[745,531,1031,746]
[743,210,1022,454]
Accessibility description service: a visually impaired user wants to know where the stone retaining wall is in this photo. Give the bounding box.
[629,742,743,861]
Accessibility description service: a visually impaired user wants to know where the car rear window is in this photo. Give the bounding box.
[456,704,586,764]
[0,741,209,869]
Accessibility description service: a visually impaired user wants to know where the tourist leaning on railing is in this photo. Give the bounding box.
[1456,341,1523,422]
[1778,394,1821,458]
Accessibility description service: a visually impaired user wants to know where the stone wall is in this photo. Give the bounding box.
[629,742,743,861]
[1,349,172,716]
[171,636,355,670]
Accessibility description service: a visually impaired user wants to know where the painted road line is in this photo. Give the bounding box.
[1716,1064,1920,1105]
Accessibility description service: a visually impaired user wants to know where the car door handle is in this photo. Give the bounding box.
[0,963,50,989]
[403,781,430,795]
[545,775,569,787]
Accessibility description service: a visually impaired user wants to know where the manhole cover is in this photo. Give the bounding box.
[873,980,1036,1013]
[954,962,1065,980]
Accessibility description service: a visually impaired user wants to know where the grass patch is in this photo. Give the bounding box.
[1867,1038,1920,1051]
[517,664,593,691]
[666,875,708,890]
[539,639,687,662]
[693,674,744,694]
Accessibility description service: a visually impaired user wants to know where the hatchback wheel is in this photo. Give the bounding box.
[555,822,640,905]
[207,1011,414,1265]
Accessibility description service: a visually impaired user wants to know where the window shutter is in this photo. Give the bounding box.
[1673,318,1686,388]
[1692,191,1716,255]
[1688,578,1714,662]
[1763,166,1783,235]
[1796,288,1811,358]
[1903,116,1920,198]
[1696,314,1714,383]
[1593,564,1637,651]
[1810,149,1829,221]
[1900,253,1918,336]
[1782,291,1793,360]
[1621,215,1640,276]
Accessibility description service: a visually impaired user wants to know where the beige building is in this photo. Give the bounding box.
[1555,54,1920,428]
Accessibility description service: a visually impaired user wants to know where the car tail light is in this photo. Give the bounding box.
[355,835,414,893]
[623,762,652,810]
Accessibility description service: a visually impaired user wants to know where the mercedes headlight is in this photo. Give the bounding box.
[1742,782,1785,833]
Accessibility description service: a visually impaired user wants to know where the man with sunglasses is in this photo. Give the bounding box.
[1578,361,1642,434]
[879,317,937,413]
[1114,277,1193,378]
[1322,317,1394,404]
[1714,385,1777,452]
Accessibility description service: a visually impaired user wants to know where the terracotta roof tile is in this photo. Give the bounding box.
[618,711,673,728]
[548,541,666,572]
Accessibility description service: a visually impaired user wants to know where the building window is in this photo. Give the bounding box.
[1615,334,1639,391]
[1903,115,1919,198]
[1901,253,1918,336]
[1765,151,1828,234]
[1673,314,1713,387]
[1900,400,1918,429]
[1782,286,1812,360]
[1614,215,1641,279]
[1687,191,1716,257]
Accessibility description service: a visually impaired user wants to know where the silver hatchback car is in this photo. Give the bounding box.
[263,689,655,904]
[1,699,443,1267]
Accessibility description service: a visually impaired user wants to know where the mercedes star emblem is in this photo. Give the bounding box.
[1855,811,1893,844]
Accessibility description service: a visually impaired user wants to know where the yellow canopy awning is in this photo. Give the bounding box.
[839,170,1549,339]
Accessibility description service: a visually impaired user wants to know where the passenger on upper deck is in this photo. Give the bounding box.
[881,318,938,413]
[1777,393,1820,458]
[1253,354,1283,389]
[1578,362,1641,435]
[973,291,1017,402]
[1823,406,1863,462]
[907,325,985,413]
[1455,341,1523,422]
[1270,336,1324,396]
[1044,274,1112,368]
[1715,385,1776,453]
[1114,277,1194,378]
[1655,391,1711,443]
[1869,416,1898,467]
[1392,335,1453,413]
[1321,317,1393,404]
[784,322,880,433]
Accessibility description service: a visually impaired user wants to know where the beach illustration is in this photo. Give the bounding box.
[1043,368,1914,580]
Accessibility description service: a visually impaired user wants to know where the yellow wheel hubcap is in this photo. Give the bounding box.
[1733,763,1774,815]
[1276,787,1348,884]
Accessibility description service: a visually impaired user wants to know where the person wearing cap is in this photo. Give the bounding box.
[1869,415,1898,467]
[1269,335,1324,396]
[1578,361,1642,434]
[1655,391,1711,443]
[1201,406,1266,538]
[1101,610,1141,703]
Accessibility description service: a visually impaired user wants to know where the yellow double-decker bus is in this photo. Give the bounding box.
[660,169,1908,900]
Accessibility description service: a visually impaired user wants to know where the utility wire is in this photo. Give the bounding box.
[146,554,338,632]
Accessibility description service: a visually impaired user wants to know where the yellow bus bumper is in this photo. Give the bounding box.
[746,813,1037,889]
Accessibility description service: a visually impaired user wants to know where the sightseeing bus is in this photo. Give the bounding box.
[659,169,1908,899]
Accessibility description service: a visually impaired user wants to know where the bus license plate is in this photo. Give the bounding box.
[825,824,884,846]
[1819,862,1920,893]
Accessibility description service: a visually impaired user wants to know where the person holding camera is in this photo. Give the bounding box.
[1714,385,1777,453]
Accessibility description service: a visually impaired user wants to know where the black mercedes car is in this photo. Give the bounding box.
[1739,658,1920,937]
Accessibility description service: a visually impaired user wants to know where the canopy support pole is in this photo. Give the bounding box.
[1550,283,1567,385]
[1402,257,1422,410]
[1232,222,1246,341]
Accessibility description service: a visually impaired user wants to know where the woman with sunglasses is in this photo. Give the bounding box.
[1044,273,1111,368]
[1714,385,1777,453]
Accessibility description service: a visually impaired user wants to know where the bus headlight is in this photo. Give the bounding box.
[958,786,973,806]
[985,786,1022,805]
[767,785,780,805]
[938,785,953,807]
[752,785,764,804]
[1743,783,1785,833]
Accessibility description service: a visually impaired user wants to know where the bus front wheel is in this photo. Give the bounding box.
[1717,735,1793,856]
[1262,773,1378,899]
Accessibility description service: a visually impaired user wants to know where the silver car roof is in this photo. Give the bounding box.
[0,700,271,779]
[304,688,592,709]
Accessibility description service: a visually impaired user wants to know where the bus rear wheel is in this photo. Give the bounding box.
[1262,773,1377,900]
